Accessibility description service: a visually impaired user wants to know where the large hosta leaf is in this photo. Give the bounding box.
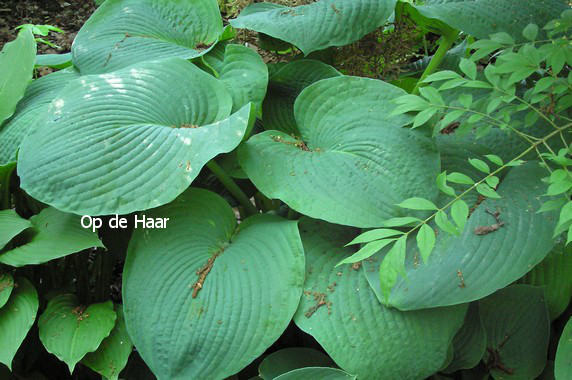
[72,0,223,74]
[0,209,33,250]
[0,207,104,267]
[123,188,305,379]
[0,277,38,370]
[262,60,341,135]
[372,163,558,310]
[556,316,572,380]
[520,242,572,321]
[479,285,549,379]
[293,218,466,379]
[0,68,80,165]
[19,58,254,216]
[239,76,440,228]
[409,0,569,41]
[82,305,133,380]
[201,44,268,113]
[258,348,335,380]
[39,295,117,373]
[275,367,356,380]
[0,29,36,125]
[443,303,486,373]
[230,0,396,55]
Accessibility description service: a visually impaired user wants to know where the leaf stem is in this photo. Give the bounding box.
[0,166,14,210]
[206,160,258,216]
[413,30,459,94]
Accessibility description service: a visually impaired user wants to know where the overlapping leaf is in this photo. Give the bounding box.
[123,188,305,379]
[240,76,440,228]
[19,58,254,216]
[556,316,572,380]
[262,60,341,135]
[0,68,80,165]
[275,367,356,380]
[479,285,549,379]
[293,218,466,379]
[0,277,38,370]
[0,209,33,250]
[72,0,223,74]
[443,303,486,373]
[365,163,558,310]
[409,0,569,41]
[520,242,572,320]
[258,348,335,380]
[39,295,117,373]
[230,0,397,55]
[0,207,104,267]
[0,29,36,126]
[0,273,14,309]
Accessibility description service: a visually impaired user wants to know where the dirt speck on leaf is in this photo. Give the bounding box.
[303,290,332,317]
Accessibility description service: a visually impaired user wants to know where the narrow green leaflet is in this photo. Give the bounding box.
[443,303,486,373]
[258,348,335,380]
[123,188,305,379]
[519,242,572,320]
[0,277,39,370]
[409,0,569,42]
[479,285,550,380]
[39,295,117,373]
[82,305,133,380]
[262,60,342,134]
[0,209,33,250]
[0,273,15,309]
[275,367,356,380]
[337,238,396,266]
[293,218,466,379]
[19,58,254,216]
[556,316,572,380]
[0,68,80,166]
[0,29,36,125]
[0,207,104,267]
[397,197,438,211]
[370,163,559,310]
[230,0,397,55]
[417,224,436,263]
[240,76,440,228]
[201,44,268,112]
[72,0,223,74]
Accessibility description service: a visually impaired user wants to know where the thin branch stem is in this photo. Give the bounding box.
[206,160,258,216]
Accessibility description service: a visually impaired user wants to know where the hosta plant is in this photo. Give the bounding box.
[1,0,572,379]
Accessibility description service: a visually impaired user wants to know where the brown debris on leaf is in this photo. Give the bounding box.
[474,209,504,236]
[192,247,226,298]
[303,290,332,318]
[469,195,486,217]
[440,122,460,135]
[270,134,311,151]
[71,306,89,321]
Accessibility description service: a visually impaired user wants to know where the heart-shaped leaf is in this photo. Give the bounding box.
[293,217,466,379]
[275,367,356,380]
[258,348,335,380]
[0,207,104,267]
[373,163,558,310]
[82,305,133,380]
[0,277,38,370]
[38,295,116,373]
[230,0,397,55]
[239,76,440,228]
[479,285,549,380]
[519,242,572,320]
[0,209,33,250]
[19,58,254,216]
[0,273,15,310]
[0,29,36,125]
[200,43,268,113]
[123,188,305,379]
[262,59,341,135]
[0,68,80,166]
[409,0,568,41]
[556,316,572,380]
[72,0,223,74]
[443,303,486,373]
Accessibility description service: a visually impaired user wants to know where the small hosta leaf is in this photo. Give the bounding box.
[258,348,336,380]
[39,295,116,373]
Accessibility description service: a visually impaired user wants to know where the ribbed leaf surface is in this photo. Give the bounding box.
[72,0,223,74]
[377,163,558,310]
[0,209,33,250]
[123,188,305,379]
[0,273,14,309]
[230,0,396,55]
[293,218,466,379]
[19,58,253,216]
[0,68,80,165]
[240,76,440,228]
